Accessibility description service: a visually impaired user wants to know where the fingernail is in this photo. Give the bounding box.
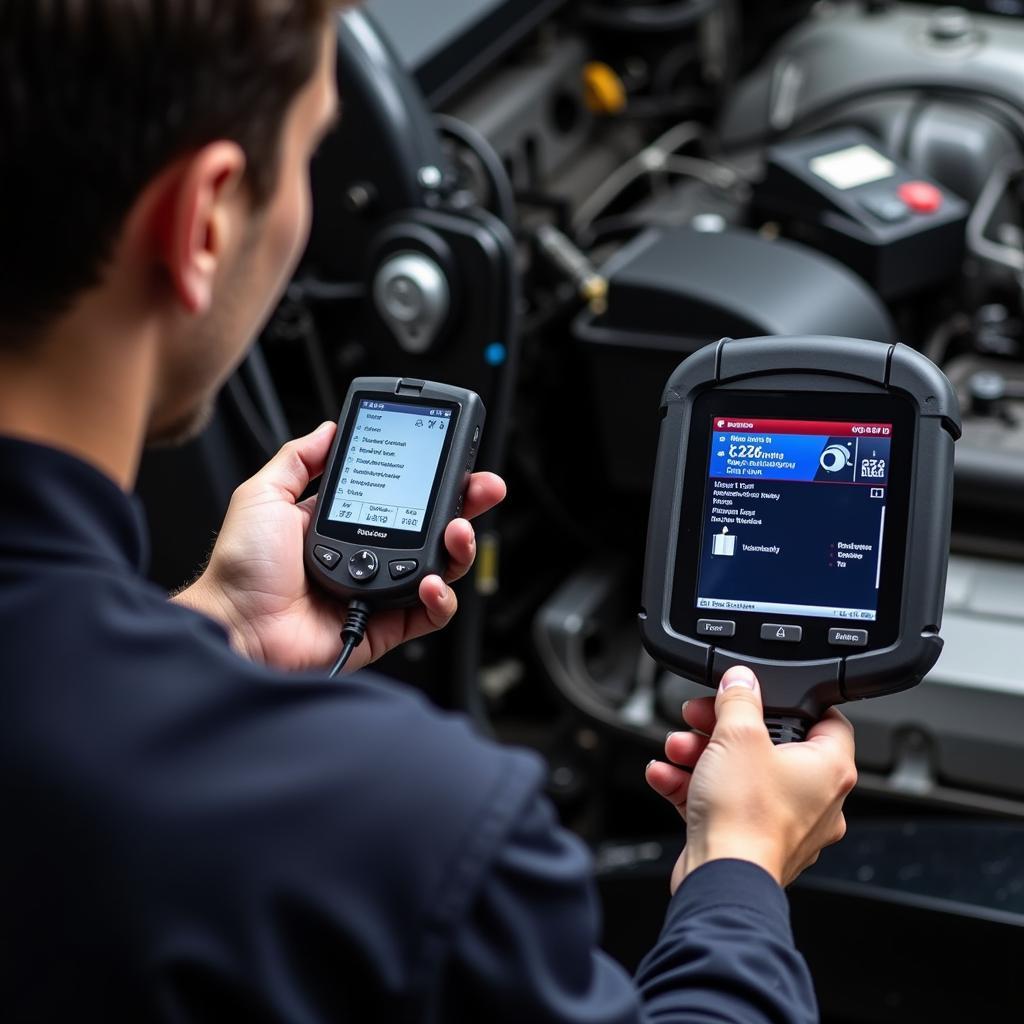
[646,759,657,770]
[720,667,757,692]
[681,700,690,717]
[666,730,678,743]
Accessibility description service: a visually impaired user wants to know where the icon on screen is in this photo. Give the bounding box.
[712,528,736,557]
[820,444,852,473]
[717,420,725,428]
[870,487,884,499]
[861,457,886,479]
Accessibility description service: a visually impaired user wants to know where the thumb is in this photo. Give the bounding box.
[713,666,767,736]
[249,421,336,503]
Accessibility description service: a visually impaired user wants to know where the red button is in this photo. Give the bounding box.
[897,181,943,214]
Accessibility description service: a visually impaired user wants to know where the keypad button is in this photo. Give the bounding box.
[898,180,943,214]
[389,559,419,581]
[829,628,869,647]
[859,194,910,223]
[314,545,342,571]
[761,623,803,643]
[348,549,380,583]
[697,619,737,639]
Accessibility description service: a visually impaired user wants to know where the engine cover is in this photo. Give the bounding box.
[720,2,1024,167]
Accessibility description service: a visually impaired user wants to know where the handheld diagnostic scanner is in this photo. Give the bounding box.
[640,337,961,744]
[305,378,485,672]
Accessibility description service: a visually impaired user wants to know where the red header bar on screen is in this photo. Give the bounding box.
[712,417,893,437]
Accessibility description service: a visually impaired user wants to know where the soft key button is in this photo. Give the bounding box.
[828,628,869,647]
[389,559,419,581]
[314,546,342,571]
[761,624,802,643]
[697,619,737,639]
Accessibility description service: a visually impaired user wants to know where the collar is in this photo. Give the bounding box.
[0,436,148,574]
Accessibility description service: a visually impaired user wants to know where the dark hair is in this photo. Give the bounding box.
[0,1,338,342]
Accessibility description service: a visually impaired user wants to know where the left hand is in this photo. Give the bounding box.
[174,421,507,674]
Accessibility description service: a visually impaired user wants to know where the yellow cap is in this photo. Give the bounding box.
[583,62,627,116]
[581,275,609,316]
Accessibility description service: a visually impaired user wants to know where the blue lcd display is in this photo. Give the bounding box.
[696,416,893,621]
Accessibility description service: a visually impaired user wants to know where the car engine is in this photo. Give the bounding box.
[137,5,1024,1016]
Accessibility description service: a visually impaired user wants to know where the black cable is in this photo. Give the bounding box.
[270,285,340,423]
[224,375,279,459]
[580,0,720,33]
[328,600,372,679]
[328,638,359,679]
[577,212,665,249]
[435,113,518,231]
[238,346,291,451]
[610,90,716,122]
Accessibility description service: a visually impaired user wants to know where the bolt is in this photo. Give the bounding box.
[929,7,973,42]
[418,165,443,190]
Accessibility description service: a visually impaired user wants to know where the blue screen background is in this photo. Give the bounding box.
[697,423,892,620]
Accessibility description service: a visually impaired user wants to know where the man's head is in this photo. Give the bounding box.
[0,1,344,443]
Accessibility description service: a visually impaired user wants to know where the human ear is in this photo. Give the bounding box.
[155,142,247,315]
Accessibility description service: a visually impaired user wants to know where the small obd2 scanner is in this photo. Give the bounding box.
[306,377,484,610]
[641,337,961,743]
[305,377,485,677]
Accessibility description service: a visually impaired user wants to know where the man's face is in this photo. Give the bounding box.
[148,26,340,445]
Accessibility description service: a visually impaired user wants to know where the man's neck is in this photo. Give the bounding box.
[0,303,157,491]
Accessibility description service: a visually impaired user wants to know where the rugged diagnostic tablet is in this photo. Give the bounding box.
[641,337,961,743]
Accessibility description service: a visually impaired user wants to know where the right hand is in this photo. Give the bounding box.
[645,666,857,893]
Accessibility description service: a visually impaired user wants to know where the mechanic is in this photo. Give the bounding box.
[0,3,857,1021]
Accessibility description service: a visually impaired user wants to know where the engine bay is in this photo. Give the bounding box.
[137,4,1024,1015]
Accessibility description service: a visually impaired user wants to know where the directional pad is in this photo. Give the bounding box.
[348,549,379,583]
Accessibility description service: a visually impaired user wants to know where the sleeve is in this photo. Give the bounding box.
[435,795,818,1024]
[634,860,819,1024]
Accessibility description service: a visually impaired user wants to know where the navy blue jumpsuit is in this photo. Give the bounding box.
[0,437,818,1023]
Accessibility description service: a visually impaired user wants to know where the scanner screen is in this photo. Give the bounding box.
[327,400,451,533]
[696,416,893,621]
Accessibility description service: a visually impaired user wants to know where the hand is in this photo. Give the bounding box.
[174,422,507,673]
[645,666,857,893]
